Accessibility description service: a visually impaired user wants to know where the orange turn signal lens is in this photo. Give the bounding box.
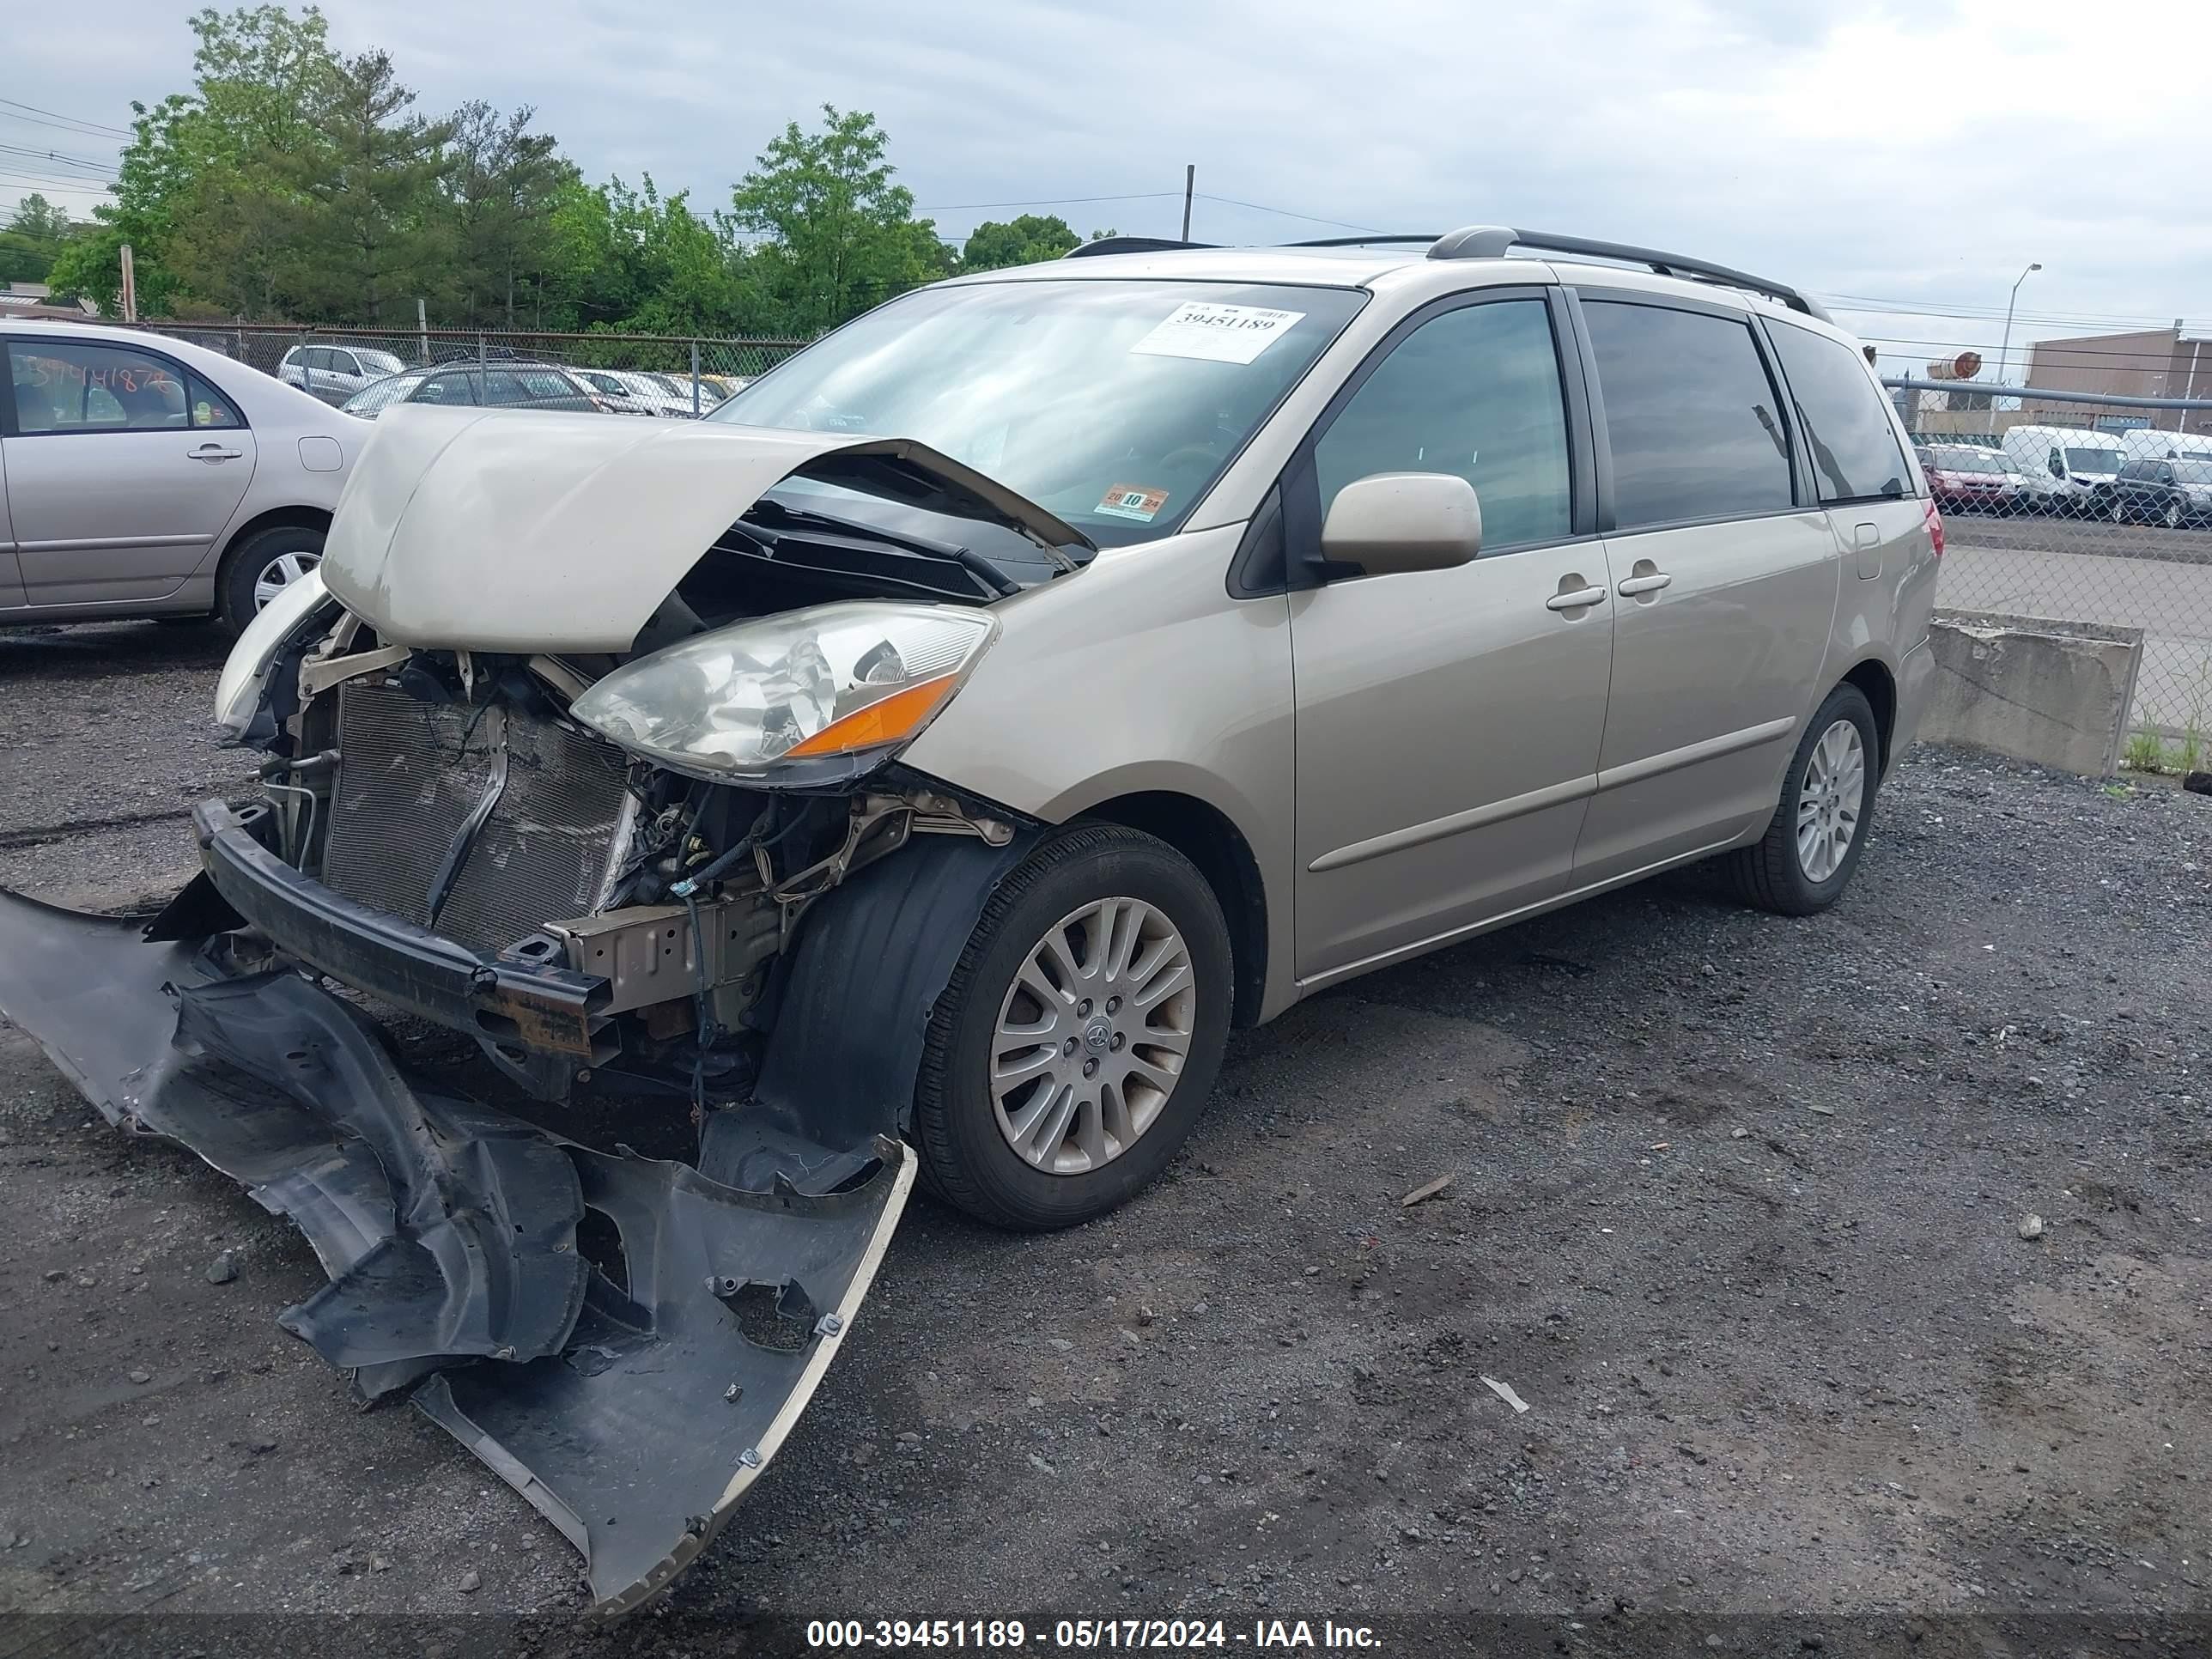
[781,673,961,759]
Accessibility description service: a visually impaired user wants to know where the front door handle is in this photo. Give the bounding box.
[1615,572,1672,596]
[190,443,243,463]
[1546,585,1608,612]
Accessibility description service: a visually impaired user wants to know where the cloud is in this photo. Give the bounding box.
[8,0,2206,365]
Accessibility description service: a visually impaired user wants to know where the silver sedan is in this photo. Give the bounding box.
[1,319,360,629]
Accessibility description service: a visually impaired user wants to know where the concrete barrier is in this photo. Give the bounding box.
[1920,610,2144,776]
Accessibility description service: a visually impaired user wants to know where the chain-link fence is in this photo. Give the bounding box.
[133,322,808,417]
[1886,370,2212,767]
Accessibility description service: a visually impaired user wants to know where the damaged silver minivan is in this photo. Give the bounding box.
[0,228,1939,1614]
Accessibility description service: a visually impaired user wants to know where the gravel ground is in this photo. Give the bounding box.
[2,621,2209,1656]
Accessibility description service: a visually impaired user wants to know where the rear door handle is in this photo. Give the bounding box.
[1615,572,1672,596]
[1546,585,1608,611]
[191,444,243,462]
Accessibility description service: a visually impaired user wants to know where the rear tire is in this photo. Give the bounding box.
[217,524,325,632]
[914,824,1232,1231]
[1723,684,1880,917]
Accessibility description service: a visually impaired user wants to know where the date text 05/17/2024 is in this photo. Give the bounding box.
[803,1619,1383,1650]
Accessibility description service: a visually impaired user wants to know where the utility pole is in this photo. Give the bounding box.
[416,297,428,366]
[1990,260,2040,434]
[1181,164,1194,242]
[118,243,137,323]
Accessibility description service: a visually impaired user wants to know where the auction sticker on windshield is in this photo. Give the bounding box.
[1097,483,1170,522]
[1131,301,1307,365]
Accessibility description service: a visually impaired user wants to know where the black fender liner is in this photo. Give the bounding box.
[699,828,1036,1193]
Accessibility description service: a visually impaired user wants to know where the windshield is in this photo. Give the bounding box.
[711,279,1367,544]
[342,370,426,416]
[360,349,405,376]
[2065,447,2121,473]
[1934,449,2006,474]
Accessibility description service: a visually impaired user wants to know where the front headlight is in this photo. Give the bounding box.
[570,602,997,784]
[213,567,336,742]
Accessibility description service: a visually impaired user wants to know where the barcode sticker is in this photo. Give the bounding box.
[1130,301,1306,365]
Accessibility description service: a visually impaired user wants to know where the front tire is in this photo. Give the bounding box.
[217,524,325,631]
[1723,684,1880,917]
[914,824,1232,1231]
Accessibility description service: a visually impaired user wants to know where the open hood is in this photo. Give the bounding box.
[321,406,1092,654]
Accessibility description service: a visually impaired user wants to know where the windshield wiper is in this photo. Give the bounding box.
[741,499,1022,598]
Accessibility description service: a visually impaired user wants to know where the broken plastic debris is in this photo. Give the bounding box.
[1480,1375,1530,1414]
[1400,1173,1454,1207]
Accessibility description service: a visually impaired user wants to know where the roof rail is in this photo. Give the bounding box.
[1426,225,1831,322]
[1063,235,1219,258]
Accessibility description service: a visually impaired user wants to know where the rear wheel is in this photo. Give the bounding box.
[218,524,325,631]
[1723,683,1879,917]
[914,824,1232,1231]
[2164,497,2184,530]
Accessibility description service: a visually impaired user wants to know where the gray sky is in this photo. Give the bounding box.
[7,0,2209,374]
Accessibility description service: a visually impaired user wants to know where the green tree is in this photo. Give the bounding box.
[282,49,454,323]
[958,213,1079,273]
[444,100,571,325]
[0,195,76,284]
[730,105,947,335]
[51,3,339,313]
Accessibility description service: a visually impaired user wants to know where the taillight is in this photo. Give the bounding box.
[1923,498,1945,559]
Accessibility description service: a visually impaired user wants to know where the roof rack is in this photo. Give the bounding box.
[1064,235,1218,258]
[1425,225,1831,321]
[1066,227,1830,323]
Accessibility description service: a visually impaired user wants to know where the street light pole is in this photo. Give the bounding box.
[1990,261,2041,434]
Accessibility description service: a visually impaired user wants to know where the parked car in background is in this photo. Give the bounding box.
[696,373,750,403]
[1918,442,2028,513]
[340,361,606,419]
[2,319,356,629]
[278,342,408,406]
[1998,425,2124,514]
[572,368,694,417]
[2094,457,2212,528]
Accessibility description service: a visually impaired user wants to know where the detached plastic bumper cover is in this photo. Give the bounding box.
[0,886,912,1617]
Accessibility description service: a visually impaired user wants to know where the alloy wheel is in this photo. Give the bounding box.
[253,550,321,611]
[1796,719,1866,884]
[990,896,1196,1175]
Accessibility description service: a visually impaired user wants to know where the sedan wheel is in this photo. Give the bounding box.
[991,897,1196,1175]
[254,550,322,610]
[2112,497,2129,524]
[2165,498,2184,530]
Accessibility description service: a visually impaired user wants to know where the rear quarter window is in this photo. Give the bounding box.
[1768,322,1910,504]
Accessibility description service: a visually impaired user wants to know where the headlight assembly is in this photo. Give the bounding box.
[569,602,996,784]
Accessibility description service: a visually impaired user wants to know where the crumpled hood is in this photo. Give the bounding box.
[322,406,1090,654]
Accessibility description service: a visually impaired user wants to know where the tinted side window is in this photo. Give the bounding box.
[8,341,190,432]
[1314,299,1572,550]
[1768,321,1908,503]
[416,372,477,405]
[1583,301,1794,529]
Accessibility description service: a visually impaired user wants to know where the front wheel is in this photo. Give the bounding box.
[2165,498,2184,530]
[1722,684,1880,917]
[914,824,1232,1231]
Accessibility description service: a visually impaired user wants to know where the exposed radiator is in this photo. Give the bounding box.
[320,679,632,955]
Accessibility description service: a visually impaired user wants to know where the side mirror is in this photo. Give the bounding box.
[1319,472,1483,578]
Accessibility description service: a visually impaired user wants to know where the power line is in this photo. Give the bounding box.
[0,96,133,140]
[914,191,1181,213]
[1193,192,1385,234]
[0,143,116,177]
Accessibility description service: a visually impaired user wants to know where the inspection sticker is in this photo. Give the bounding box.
[1097,483,1170,522]
[1130,301,1307,364]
